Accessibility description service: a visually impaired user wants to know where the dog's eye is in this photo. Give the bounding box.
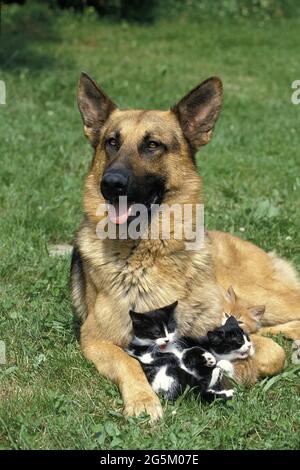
[107,137,117,148]
[147,141,160,150]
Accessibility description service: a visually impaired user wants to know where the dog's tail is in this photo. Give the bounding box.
[268,251,300,289]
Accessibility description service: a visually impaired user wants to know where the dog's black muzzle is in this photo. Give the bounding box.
[101,168,130,203]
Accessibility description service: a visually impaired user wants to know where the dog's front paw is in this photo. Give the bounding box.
[292,340,300,364]
[217,359,234,378]
[203,352,216,367]
[124,390,163,423]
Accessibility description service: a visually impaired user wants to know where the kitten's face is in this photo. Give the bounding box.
[208,316,254,361]
[129,302,178,350]
[223,286,265,334]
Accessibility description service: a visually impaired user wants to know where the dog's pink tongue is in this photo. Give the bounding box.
[107,204,129,224]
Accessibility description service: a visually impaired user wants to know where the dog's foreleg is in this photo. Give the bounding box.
[80,315,162,422]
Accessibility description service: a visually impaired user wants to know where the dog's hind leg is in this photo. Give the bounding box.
[258,321,300,341]
[80,313,163,422]
[261,287,300,326]
[251,335,286,377]
[230,336,285,384]
[209,231,300,327]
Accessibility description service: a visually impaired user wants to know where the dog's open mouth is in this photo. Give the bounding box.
[106,194,162,225]
[106,201,135,225]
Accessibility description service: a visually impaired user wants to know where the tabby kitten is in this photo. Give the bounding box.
[223,286,265,334]
[221,286,266,384]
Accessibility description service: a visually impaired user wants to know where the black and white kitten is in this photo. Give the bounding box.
[178,314,254,364]
[126,302,252,401]
[126,303,229,401]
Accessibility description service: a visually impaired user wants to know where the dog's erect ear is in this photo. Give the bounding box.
[171,77,223,150]
[77,72,117,147]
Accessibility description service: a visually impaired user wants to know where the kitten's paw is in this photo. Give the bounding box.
[223,389,234,399]
[292,340,300,364]
[203,352,216,367]
[217,359,234,378]
[207,388,234,400]
[209,366,223,388]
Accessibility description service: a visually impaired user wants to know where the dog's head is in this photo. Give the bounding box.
[78,72,222,225]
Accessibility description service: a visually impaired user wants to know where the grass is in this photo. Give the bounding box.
[0,4,300,450]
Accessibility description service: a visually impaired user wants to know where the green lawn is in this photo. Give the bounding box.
[0,4,300,450]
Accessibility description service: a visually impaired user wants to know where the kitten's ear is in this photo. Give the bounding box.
[77,72,117,147]
[226,315,240,328]
[129,310,141,323]
[171,77,223,150]
[225,286,237,306]
[163,301,178,315]
[248,305,265,321]
[221,312,231,325]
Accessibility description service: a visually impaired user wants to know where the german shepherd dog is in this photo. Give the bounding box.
[71,72,300,421]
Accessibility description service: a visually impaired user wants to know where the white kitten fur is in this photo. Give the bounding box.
[152,366,175,393]
[217,359,234,378]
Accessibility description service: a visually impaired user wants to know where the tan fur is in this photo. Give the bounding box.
[268,251,300,289]
[258,322,300,340]
[72,74,300,420]
[222,285,265,335]
[228,336,286,385]
[80,313,162,418]
[229,356,259,386]
[251,335,286,378]
[221,287,286,382]
[209,230,300,331]
[74,101,224,420]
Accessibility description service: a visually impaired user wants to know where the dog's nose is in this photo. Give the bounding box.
[101,171,129,201]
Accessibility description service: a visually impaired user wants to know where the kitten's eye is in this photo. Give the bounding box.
[211,335,222,344]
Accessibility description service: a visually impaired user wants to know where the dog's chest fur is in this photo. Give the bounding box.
[77,223,223,346]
